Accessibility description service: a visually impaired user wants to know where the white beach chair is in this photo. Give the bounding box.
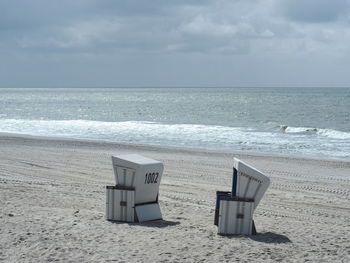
[216,158,270,235]
[106,154,163,223]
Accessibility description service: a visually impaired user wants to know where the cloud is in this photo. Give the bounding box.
[2,0,350,56]
[1,0,350,87]
[91,0,212,16]
[280,0,350,23]
[18,19,122,49]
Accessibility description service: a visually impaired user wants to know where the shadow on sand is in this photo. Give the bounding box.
[249,232,292,244]
[220,232,291,244]
[138,219,181,228]
[109,219,180,228]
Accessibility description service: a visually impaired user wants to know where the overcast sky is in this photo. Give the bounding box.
[1,0,350,87]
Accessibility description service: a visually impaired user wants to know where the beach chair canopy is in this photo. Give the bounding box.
[112,154,163,204]
[232,158,270,209]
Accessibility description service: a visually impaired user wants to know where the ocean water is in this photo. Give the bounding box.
[0,87,349,159]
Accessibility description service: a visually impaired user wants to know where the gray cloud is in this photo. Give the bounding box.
[281,0,350,23]
[91,0,212,16]
[3,0,350,54]
[1,0,350,87]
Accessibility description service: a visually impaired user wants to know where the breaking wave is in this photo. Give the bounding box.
[280,125,350,139]
[0,119,349,159]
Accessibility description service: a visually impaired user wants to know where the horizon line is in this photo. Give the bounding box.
[1,86,350,89]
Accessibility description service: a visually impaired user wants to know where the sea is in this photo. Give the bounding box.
[0,87,349,160]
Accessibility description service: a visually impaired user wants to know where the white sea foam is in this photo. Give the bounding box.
[316,129,350,139]
[280,125,318,134]
[280,125,350,139]
[0,119,349,158]
[0,119,252,143]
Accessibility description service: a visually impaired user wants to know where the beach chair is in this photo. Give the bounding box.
[106,154,163,222]
[215,158,270,235]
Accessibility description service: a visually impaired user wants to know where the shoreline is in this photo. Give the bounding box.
[1,132,349,262]
[1,132,348,163]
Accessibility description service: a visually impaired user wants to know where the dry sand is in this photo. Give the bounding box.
[0,133,349,262]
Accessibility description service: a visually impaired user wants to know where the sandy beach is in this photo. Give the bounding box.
[0,133,349,262]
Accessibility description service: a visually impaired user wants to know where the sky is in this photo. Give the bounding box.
[1,0,350,88]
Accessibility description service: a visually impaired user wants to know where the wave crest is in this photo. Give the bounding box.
[0,119,349,158]
[280,125,350,139]
[280,125,318,134]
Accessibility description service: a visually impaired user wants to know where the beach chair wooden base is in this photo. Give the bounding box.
[106,186,162,223]
[217,197,255,236]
